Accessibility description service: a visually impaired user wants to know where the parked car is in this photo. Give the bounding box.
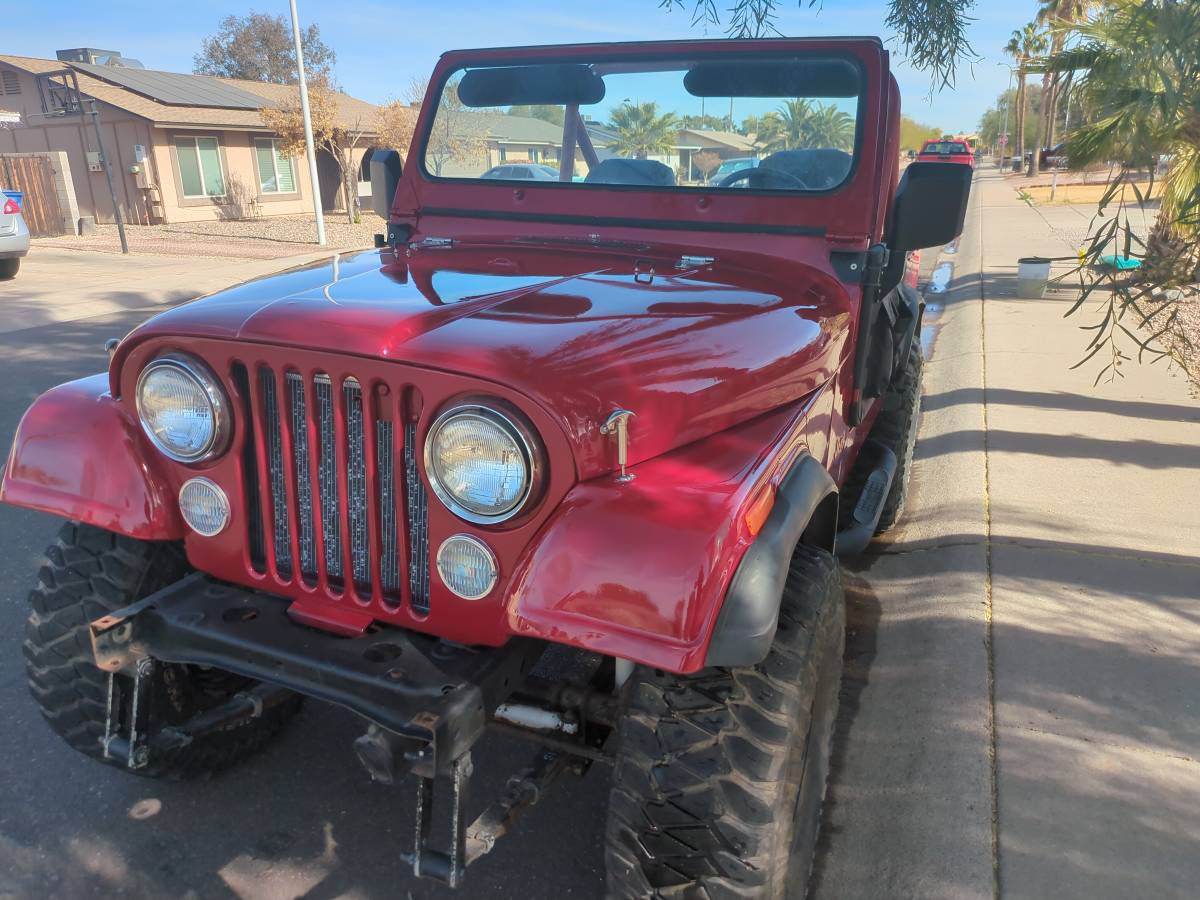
[2,37,971,898]
[1024,142,1068,169]
[0,193,30,279]
[481,163,559,180]
[711,155,759,184]
[916,139,975,166]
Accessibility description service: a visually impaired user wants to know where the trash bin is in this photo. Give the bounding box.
[1017,257,1052,298]
[1,190,22,212]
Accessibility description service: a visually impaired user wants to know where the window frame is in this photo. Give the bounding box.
[174,134,227,199]
[253,136,299,196]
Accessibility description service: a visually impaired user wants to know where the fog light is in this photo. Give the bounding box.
[436,535,498,600]
[179,478,230,536]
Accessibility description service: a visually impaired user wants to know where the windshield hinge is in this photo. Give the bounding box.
[409,236,455,250]
[675,255,716,269]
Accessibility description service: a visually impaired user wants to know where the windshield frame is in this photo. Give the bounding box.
[414,48,869,200]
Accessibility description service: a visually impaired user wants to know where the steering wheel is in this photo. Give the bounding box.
[717,167,810,190]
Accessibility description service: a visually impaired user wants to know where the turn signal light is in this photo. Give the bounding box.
[744,484,776,537]
[2,199,18,215]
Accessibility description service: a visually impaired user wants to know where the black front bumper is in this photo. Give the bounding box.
[90,573,542,772]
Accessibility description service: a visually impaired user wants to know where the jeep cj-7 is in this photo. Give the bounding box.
[2,38,969,897]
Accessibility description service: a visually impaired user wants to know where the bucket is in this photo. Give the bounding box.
[1,190,22,212]
[1017,256,1052,298]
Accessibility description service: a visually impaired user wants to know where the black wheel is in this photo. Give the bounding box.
[841,334,923,536]
[606,543,845,899]
[23,522,301,779]
[0,257,19,280]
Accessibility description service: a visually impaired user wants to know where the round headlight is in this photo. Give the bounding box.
[425,404,539,523]
[136,354,230,463]
[437,535,498,600]
[179,477,230,536]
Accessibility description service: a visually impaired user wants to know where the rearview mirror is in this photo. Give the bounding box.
[888,162,972,252]
[370,149,403,219]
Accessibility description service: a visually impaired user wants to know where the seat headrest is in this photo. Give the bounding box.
[584,158,676,186]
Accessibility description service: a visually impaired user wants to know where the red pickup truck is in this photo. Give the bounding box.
[917,139,975,167]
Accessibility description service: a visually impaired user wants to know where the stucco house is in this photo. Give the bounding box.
[0,50,379,227]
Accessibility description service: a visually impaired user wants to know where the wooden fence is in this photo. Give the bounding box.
[1,155,66,237]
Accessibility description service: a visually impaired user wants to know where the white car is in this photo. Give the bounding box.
[1,193,31,279]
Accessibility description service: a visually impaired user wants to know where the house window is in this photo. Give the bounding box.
[175,136,225,198]
[528,148,540,163]
[498,147,507,161]
[254,138,297,194]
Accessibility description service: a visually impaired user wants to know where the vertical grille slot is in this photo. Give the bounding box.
[377,419,400,599]
[285,372,317,578]
[314,375,343,584]
[233,364,265,572]
[405,421,430,613]
[344,379,371,594]
[260,368,293,578]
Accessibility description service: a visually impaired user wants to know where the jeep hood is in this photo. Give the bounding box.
[121,244,852,479]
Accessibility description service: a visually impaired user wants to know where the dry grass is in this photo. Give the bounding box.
[1024,181,1164,206]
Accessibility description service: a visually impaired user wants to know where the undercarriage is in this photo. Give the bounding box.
[88,574,619,887]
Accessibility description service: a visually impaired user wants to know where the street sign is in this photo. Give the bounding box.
[999,135,1008,146]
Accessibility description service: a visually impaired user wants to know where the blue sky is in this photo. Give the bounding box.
[3,1,1044,132]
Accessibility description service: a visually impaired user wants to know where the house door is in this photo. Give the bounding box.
[316,148,341,213]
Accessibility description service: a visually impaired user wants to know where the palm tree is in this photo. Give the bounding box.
[747,112,786,154]
[608,102,680,159]
[1043,0,1200,255]
[1005,22,1049,168]
[776,99,814,150]
[804,104,855,151]
[1029,0,1099,176]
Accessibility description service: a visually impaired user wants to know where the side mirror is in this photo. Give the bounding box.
[370,149,403,219]
[888,162,972,252]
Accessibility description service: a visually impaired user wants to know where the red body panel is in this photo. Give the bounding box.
[0,375,184,540]
[1,37,904,671]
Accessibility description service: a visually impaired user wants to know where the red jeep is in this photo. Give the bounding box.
[2,39,969,897]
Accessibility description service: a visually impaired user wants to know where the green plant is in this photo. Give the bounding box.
[608,102,681,159]
[1035,0,1200,381]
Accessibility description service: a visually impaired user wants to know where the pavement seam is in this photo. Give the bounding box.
[872,537,1200,569]
[1000,723,1200,766]
[979,177,1002,900]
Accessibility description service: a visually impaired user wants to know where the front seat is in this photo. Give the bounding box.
[584,158,676,186]
[758,148,853,190]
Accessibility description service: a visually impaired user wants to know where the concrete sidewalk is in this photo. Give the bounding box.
[814,168,1200,899]
[977,170,1200,898]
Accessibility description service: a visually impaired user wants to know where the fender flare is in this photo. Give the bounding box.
[704,453,837,668]
[0,375,183,540]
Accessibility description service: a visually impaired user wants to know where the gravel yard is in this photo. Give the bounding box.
[34,214,385,260]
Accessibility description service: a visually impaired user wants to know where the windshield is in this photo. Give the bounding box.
[421,54,862,193]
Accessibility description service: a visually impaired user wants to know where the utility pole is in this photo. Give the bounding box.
[998,63,1014,172]
[288,0,326,246]
[87,100,129,254]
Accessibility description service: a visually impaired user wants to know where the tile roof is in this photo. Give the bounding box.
[679,129,757,152]
[0,54,378,133]
[484,114,564,144]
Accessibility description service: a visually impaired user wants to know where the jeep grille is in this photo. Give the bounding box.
[241,364,429,612]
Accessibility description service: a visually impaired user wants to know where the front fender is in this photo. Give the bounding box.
[0,375,183,539]
[505,385,837,673]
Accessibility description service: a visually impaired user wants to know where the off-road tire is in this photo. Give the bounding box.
[606,543,845,899]
[24,522,301,779]
[842,335,923,535]
[0,257,19,280]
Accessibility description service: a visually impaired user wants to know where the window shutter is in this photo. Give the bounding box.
[255,140,277,192]
[274,145,296,193]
